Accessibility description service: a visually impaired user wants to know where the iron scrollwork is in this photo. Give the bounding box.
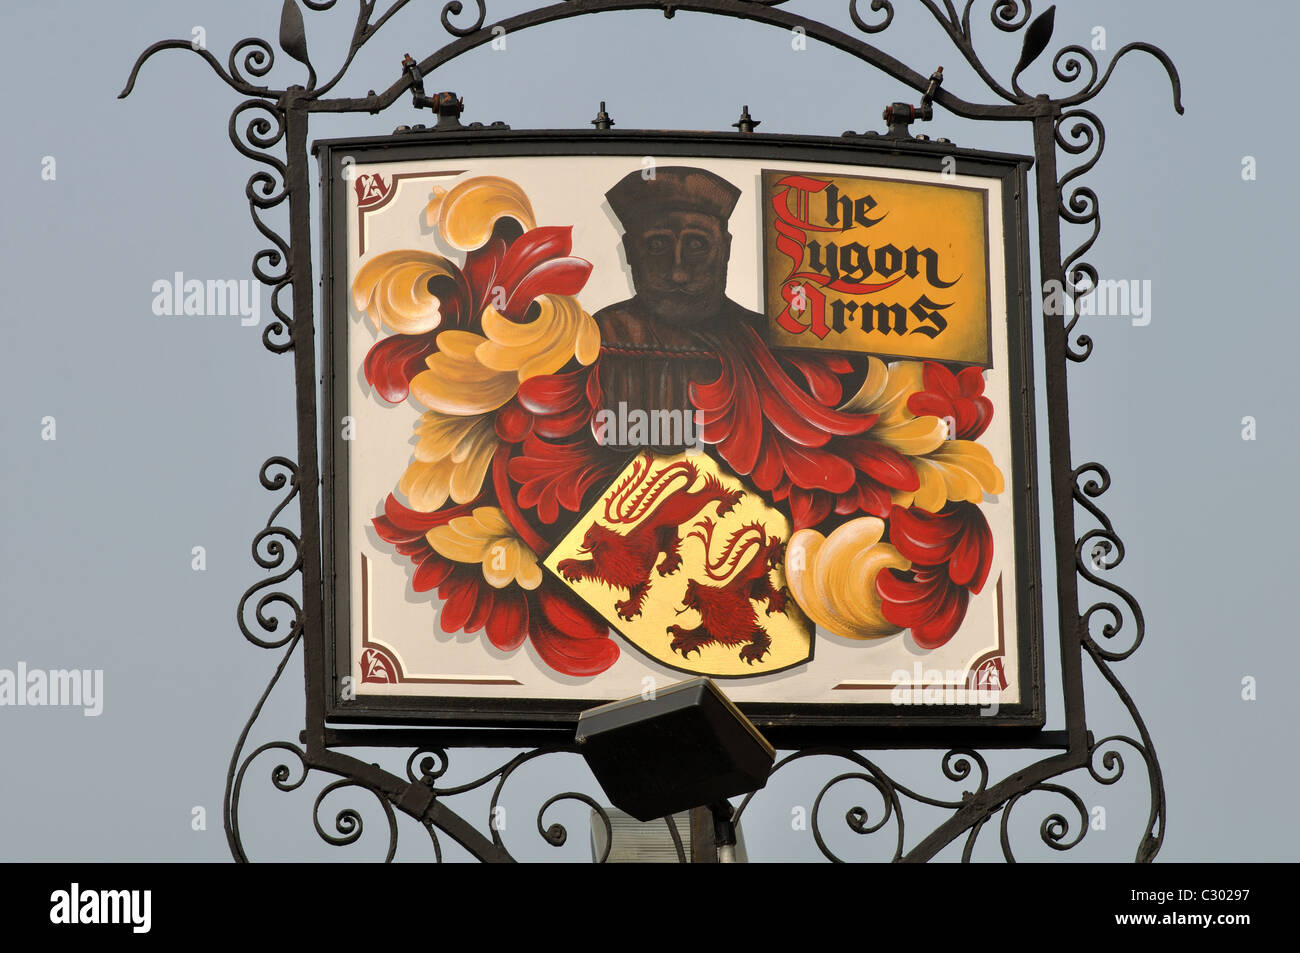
[122,0,1180,862]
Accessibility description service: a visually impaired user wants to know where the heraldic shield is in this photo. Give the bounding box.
[545,452,814,677]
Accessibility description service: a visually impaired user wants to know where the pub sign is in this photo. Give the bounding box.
[318,132,1043,732]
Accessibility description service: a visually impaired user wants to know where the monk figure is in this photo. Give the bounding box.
[594,167,765,449]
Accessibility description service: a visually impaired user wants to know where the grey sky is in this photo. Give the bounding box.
[0,0,1294,861]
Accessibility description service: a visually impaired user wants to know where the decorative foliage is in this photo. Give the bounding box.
[355,176,619,676]
[1012,5,1056,84]
[278,0,313,87]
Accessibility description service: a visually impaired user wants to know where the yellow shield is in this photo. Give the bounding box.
[544,452,813,677]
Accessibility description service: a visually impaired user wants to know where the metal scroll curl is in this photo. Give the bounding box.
[122,0,1179,863]
[1073,463,1164,861]
[423,745,617,861]
[229,101,296,354]
[236,457,302,650]
[1073,463,1144,662]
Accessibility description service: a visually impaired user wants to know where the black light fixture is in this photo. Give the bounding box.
[575,677,775,851]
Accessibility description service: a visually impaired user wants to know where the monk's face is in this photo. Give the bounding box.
[624,210,730,325]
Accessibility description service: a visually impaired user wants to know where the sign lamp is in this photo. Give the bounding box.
[575,677,775,825]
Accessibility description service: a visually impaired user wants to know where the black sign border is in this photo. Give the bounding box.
[317,129,1044,742]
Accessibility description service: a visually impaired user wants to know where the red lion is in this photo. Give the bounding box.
[556,454,743,621]
[667,520,788,664]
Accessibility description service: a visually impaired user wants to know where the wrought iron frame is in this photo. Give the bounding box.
[122,0,1182,863]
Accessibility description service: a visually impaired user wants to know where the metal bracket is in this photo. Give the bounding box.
[883,67,944,138]
[732,105,760,134]
[398,54,508,132]
[591,101,615,131]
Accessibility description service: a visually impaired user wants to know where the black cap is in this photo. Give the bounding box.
[605,166,742,229]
